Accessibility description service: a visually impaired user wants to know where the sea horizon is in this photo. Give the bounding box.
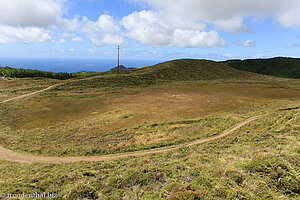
[0,57,162,73]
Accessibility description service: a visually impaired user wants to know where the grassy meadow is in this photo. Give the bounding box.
[0,59,299,199]
[0,77,61,101]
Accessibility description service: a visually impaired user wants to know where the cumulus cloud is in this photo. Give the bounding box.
[67,15,126,46]
[121,10,225,47]
[130,0,300,32]
[172,30,226,48]
[214,17,250,33]
[242,40,256,47]
[98,15,120,33]
[0,0,125,45]
[60,33,83,42]
[121,10,172,46]
[0,0,65,43]
[0,0,64,27]
[0,25,52,43]
[54,38,67,43]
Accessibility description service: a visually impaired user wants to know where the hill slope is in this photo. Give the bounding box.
[58,59,259,90]
[223,57,300,78]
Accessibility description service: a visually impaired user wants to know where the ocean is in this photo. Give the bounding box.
[0,58,162,73]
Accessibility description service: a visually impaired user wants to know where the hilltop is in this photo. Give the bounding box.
[58,59,260,90]
[134,59,254,80]
[223,57,300,78]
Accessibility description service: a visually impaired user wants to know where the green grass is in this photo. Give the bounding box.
[0,77,60,101]
[0,59,299,199]
[0,108,299,199]
[71,71,99,77]
[0,115,240,156]
[2,80,300,157]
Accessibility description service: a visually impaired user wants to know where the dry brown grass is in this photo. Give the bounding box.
[5,81,300,131]
[1,80,300,156]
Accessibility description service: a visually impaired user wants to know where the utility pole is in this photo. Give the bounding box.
[117,45,120,75]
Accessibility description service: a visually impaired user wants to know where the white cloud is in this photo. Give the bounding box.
[0,0,65,27]
[121,10,225,47]
[242,40,256,47]
[97,15,120,33]
[53,38,67,43]
[60,33,83,42]
[214,17,250,33]
[88,49,95,53]
[172,30,226,48]
[67,14,126,46]
[0,25,52,43]
[121,10,172,46]
[0,0,125,45]
[277,11,300,28]
[100,34,126,45]
[130,0,300,32]
[0,0,66,44]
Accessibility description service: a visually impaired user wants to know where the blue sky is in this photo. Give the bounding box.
[0,0,300,61]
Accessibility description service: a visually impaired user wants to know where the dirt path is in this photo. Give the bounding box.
[0,115,264,163]
[0,84,266,163]
[0,84,60,104]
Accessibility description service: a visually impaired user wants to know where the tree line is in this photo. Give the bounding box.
[0,66,75,80]
[224,57,300,79]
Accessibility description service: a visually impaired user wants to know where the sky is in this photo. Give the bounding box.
[0,0,300,61]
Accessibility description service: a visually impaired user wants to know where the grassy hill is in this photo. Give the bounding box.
[58,59,259,91]
[1,58,300,199]
[223,57,300,78]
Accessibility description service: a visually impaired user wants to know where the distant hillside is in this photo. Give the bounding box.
[110,65,126,71]
[58,59,259,90]
[223,57,300,79]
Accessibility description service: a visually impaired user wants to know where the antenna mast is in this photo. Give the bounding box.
[117,45,120,75]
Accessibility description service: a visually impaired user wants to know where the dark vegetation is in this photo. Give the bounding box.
[224,57,300,78]
[0,66,98,80]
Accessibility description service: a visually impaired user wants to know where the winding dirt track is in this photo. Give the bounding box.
[0,84,60,104]
[0,84,265,163]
